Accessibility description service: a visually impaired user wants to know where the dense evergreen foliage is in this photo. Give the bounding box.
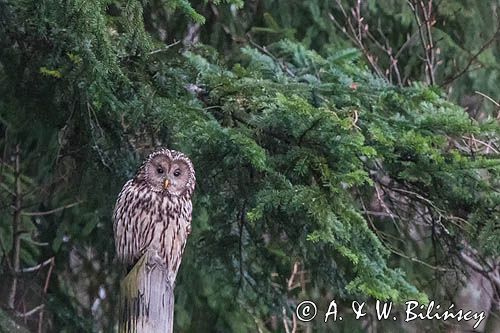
[0,0,498,332]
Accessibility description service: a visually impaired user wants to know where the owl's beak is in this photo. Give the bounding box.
[164,179,170,189]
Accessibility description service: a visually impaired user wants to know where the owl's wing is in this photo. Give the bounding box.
[112,180,152,266]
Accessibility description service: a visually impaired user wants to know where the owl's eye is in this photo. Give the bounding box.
[173,169,181,177]
[157,167,164,174]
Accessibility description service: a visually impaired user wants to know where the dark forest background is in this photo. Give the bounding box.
[0,0,499,332]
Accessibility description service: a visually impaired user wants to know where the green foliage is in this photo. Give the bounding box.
[184,0,500,115]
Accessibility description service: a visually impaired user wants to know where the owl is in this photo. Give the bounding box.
[113,148,195,285]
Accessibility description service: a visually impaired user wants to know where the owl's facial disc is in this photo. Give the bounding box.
[145,154,192,196]
[145,155,171,193]
[165,160,191,196]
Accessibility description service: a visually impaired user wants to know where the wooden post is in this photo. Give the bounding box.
[118,250,174,333]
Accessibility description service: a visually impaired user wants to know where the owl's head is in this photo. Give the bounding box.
[138,148,195,197]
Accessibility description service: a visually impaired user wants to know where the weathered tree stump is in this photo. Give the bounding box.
[118,250,174,333]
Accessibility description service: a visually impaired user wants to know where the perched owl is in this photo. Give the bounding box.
[113,148,195,285]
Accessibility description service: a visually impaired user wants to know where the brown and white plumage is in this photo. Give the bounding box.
[113,148,195,285]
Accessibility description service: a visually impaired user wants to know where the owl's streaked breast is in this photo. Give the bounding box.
[113,179,192,284]
[113,148,195,286]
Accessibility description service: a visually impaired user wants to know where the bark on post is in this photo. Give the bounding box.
[118,250,174,333]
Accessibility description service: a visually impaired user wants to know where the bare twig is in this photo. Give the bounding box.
[282,305,297,333]
[388,244,451,272]
[147,40,181,56]
[38,258,55,333]
[237,203,245,291]
[329,1,387,80]
[287,262,299,291]
[474,91,500,108]
[442,26,500,86]
[246,34,296,77]
[0,224,13,270]
[43,258,55,294]
[368,21,404,85]
[7,144,22,309]
[461,135,499,154]
[419,1,436,78]
[284,262,302,333]
[374,183,400,232]
[0,182,15,195]
[475,90,500,120]
[21,201,81,216]
[408,0,436,85]
[15,305,45,318]
[0,130,7,189]
[460,252,500,291]
[17,257,54,274]
[395,32,419,60]
[87,102,112,171]
[385,183,500,292]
